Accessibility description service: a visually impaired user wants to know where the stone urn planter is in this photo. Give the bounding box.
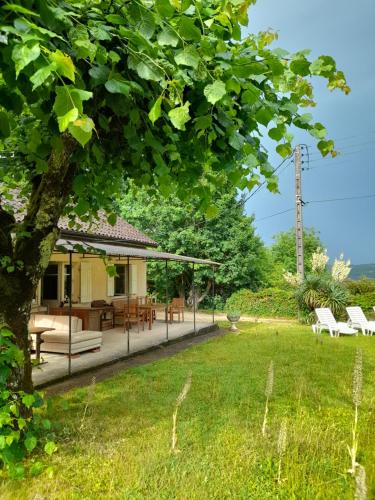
[227,312,241,332]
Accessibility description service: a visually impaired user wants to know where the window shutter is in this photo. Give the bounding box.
[130,264,138,295]
[107,273,115,297]
[80,261,92,303]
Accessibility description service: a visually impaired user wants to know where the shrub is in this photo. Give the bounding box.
[348,292,375,315]
[295,275,349,323]
[225,288,298,318]
[345,278,375,295]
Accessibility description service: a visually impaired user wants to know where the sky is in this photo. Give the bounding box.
[243,0,375,265]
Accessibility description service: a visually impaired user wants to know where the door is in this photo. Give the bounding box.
[41,263,60,307]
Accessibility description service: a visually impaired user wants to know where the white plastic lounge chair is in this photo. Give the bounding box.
[346,307,375,336]
[312,308,358,337]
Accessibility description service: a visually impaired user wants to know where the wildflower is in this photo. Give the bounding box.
[311,247,329,274]
[331,253,351,282]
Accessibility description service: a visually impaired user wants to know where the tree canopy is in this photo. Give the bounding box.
[119,184,268,308]
[0,0,349,218]
[0,0,349,471]
[270,227,323,275]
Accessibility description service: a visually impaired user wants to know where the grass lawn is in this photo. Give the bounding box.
[1,321,375,499]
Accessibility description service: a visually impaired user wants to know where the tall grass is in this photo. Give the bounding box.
[171,371,192,454]
[348,349,362,474]
[261,360,274,437]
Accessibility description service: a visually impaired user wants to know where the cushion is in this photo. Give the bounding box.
[41,338,102,354]
[41,330,102,344]
[30,315,82,333]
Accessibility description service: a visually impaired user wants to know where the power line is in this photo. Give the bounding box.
[255,193,375,224]
[243,155,293,204]
[256,207,295,222]
[307,193,375,204]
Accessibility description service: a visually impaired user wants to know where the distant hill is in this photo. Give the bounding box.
[349,263,375,280]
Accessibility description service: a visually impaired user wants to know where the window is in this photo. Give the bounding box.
[114,264,129,296]
[63,264,72,302]
[42,264,59,300]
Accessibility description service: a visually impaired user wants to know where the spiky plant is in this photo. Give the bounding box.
[171,372,192,454]
[348,349,363,475]
[261,361,274,437]
[277,419,287,484]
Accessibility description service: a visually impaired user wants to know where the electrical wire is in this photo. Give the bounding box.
[256,207,295,222]
[307,193,375,204]
[242,155,293,204]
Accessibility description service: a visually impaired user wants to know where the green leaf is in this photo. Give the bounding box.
[317,139,334,157]
[2,3,39,16]
[290,57,310,76]
[74,39,97,62]
[179,17,201,41]
[89,65,110,86]
[148,96,163,125]
[57,107,79,132]
[194,114,212,131]
[229,131,245,150]
[268,124,285,141]
[30,64,55,90]
[168,102,190,130]
[155,0,175,17]
[310,123,326,140]
[135,61,163,82]
[175,47,200,68]
[226,80,241,94]
[157,27,179,47]
[12,42,40,77]
[44,441,57,456]
[22,393,35,408]
[204,80,226,105]
[276,143,292,158]
[105,79,131,96]
[24,435,37,452]
[255,107,273,126]
[106,14,126,24]
[49,50,75,82]
[68,115,95,147]
[241,83,261,105]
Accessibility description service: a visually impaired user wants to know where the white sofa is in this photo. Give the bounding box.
[29,315,102,354]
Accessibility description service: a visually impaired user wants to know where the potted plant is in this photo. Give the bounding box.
[226,310,241,332]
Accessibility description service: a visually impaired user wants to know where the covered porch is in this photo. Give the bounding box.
[31,239,220,387]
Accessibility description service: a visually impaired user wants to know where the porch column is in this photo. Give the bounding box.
[127,256,130,354]
[212,265,215,325]
[68,250,72,376]
[165,259,169,341]
[192,262,196,334]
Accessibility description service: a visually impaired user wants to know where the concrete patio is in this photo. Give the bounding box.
[33,316,218,387]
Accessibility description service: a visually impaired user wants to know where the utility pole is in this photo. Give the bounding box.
[294,145,304,280]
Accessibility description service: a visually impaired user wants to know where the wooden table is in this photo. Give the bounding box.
[29,327,55,363]
[50,306,115,331]
[139,303,168,330]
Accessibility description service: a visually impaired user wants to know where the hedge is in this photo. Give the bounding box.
[348,291,375,315]
[226,288,298,318]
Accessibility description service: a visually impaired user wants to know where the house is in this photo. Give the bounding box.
[33,211,157,311]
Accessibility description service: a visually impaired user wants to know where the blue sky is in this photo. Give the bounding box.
[244,0,375,265]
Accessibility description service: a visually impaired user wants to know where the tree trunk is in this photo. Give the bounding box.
[0,134,77,396]
[188,279,212,311]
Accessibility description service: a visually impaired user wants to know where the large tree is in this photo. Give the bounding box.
[0,0,348,399]
[270,227,323,275]
[120,185,268,308]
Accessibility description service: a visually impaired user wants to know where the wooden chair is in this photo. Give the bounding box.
[111,299,127,327]
[123,301,145,333]
[169,298,185,323]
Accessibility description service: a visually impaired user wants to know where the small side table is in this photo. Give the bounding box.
[29,327,55,364]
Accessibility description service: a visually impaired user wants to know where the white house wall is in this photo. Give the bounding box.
[35,253,147,306]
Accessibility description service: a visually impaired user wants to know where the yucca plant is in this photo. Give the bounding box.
[295,274,349,322]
